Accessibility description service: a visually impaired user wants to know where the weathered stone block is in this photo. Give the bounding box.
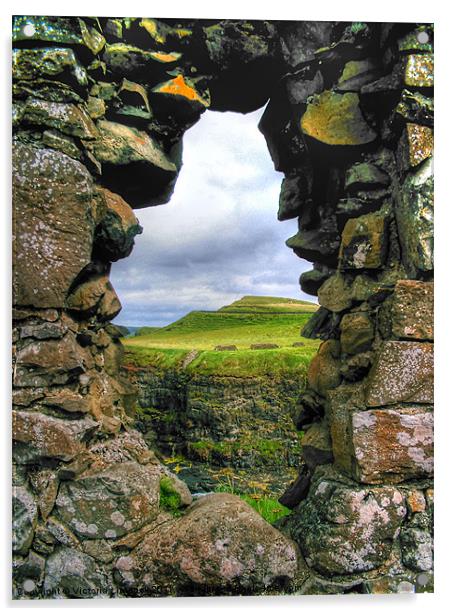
[395,156,433,278]
[22,99,98,139]
[55,461,161,540]
[278,174,313,221]
[13,412,98,463]
[327,383,366,474]
[43,547,111,598]
[300,91,377,146]
[286,218,340,267]
[301,421,333,470]
[14,333,93,388]
[13,144,95,308]
[400,528,433,572]
[366,341,433,406]
[351,407,433,483]
[291,472,406,576]
[94,188,143,261]
[340,312,374,355]
[307,340,341,396]
[397,123,433,172]
[13,486,38,555]
[404,54,434,88]
[12,47,88,90]
[344,162,390,193]
[391,280,434,341]
[317,273,353,313]
[339,211,389,270]
[66,275,121,321]
[91,120,178,207]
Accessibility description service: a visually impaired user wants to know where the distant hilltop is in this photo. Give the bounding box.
[116,295,319,335]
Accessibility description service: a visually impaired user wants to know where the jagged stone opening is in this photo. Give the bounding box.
[110,106,314,327]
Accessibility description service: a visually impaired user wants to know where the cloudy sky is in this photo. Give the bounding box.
[110,107,314,327]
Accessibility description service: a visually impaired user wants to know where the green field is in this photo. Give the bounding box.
[122,295,320,377]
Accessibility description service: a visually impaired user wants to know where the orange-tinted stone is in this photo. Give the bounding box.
[351,406,433,483]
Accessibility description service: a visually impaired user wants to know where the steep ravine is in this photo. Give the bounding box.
[122,352,307,496]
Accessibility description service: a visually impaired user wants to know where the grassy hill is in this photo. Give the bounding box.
[122,296,320,376]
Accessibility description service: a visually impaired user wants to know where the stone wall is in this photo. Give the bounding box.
[12,16,433,597]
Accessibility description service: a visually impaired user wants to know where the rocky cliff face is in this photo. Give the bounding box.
[12,16,433,597]
[123,359,305,484]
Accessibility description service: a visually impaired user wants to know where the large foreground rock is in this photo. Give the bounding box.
[289,469,406,576]
[115,493,298,596]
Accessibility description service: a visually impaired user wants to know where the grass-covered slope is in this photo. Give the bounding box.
[122,295,320,376]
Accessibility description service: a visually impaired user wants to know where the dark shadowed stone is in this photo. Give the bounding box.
[300,91,377,146]
[340,351,373,382]
[340,312,374,355]
[103,43,180,81]
[301,421,333,471]
[286,70,324,105]
[395,157,433,278]
[55,461,161,540]
[13,16,105,54]
[366,341,433,406]
[291,470,406,576]
[395,90,434,127]
[286,218,340,267]
[13,550,45,588]
[94,188,143,262]
[43,547,111,598]
[13,144,95,308]
[13,486,38,555]
[307,340,341,396]
[349,407,433,483]
[279,466,311,509]
[66,275,122,321]
[339,211,389,270]
[278,172,314,221]
[203,20,278,113]
[301,307,341,340]
[279,21,335,67]
[400,528,433,572]
[317,274,353,313]
[12,47,88,93]
[115,493,298,596]
[250,343,279,350]
[258,92,308,173]
[90,120,178,207]
[12,412,98,463]
[390,280,434,341]
[300,264,332,296]
[327,382,366,475]
[344,162,390,193]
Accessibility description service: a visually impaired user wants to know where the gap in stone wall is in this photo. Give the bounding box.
[110,108,315,328]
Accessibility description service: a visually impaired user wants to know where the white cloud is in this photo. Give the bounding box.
[110,107,313,327]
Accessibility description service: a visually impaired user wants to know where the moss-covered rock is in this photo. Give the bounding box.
[300,91,377,146]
